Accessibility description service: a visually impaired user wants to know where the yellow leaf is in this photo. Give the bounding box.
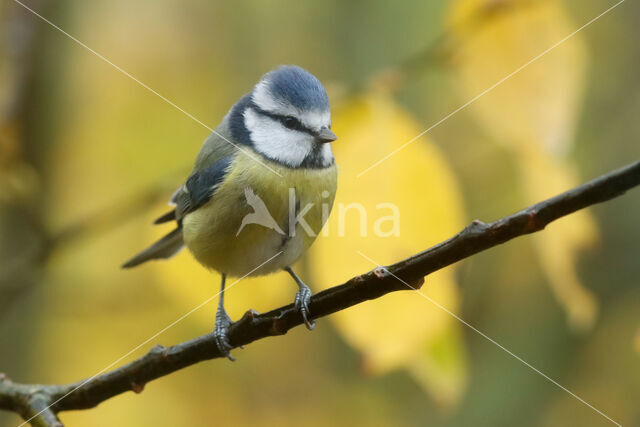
[309,91,468,404]
[448,0,587,156]
[448,0,598,329]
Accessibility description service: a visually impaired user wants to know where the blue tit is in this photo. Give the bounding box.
[123,65,338,360]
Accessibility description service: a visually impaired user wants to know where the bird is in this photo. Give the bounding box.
[122,65,338,360]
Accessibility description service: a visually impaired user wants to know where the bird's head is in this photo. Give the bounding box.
[229,65,336,168]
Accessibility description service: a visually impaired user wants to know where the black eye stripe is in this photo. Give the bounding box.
[250,104,315,136]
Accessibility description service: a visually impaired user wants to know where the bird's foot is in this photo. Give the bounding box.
[294,283,315,330]
[213,309,235,361]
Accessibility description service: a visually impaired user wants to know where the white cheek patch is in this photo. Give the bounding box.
[319,142,334,167]
[244,108,315,167]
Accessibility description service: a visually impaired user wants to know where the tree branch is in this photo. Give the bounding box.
[1,160,639,425]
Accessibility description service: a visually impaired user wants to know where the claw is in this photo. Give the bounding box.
[214,309,235,361]
[294,284,315,330]
[285,267,317,330]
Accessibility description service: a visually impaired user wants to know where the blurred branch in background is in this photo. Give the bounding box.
[1,160,638,427]
[48,182,176,248]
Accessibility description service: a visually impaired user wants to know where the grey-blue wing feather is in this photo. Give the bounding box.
[154,152,235,225]
[169,155,233,222]
[192,116,239,173]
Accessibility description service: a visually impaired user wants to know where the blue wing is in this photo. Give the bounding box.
[155,155,233,224]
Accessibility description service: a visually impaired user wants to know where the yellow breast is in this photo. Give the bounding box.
[182,152,337,277]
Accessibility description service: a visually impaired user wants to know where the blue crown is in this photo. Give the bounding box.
[263,65,329,111]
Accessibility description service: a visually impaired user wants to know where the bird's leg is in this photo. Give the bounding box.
[213,273,235,361]
[285,267,315,330]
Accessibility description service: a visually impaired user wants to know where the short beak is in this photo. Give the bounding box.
[316,127,337,143]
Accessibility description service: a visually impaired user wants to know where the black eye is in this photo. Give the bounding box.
[283,116,298,129]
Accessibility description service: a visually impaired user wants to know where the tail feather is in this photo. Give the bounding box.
[122,228,184,269]
[154,209,176,224]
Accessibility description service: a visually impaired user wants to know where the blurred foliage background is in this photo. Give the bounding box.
[1,0,639,425]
